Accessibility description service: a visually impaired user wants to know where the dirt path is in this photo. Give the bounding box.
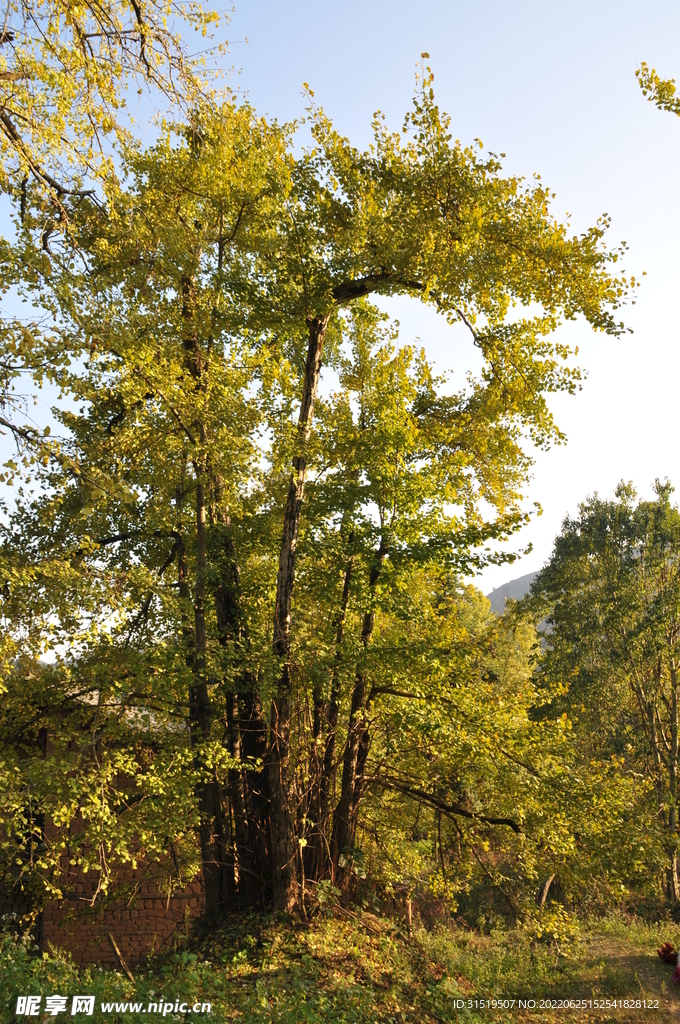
[586,934,680,1021]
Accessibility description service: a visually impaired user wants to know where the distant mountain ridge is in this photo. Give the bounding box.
[486,571,537,615]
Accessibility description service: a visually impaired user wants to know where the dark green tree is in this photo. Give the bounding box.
[526,482,680,904]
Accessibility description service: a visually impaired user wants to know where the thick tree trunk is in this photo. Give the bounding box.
[267,313,330,912]
[331,540,385,894]
[348,723,371,845]
[226,693,254,896]
[305,545,354,881]
[212,511,268,903]
[190,480,229,918]
[240,685,270,900]
[180,276,229,917]
[331,664,366,869]
[265,698,297,910]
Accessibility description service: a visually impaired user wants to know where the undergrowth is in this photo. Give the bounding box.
[1,910,676,1023]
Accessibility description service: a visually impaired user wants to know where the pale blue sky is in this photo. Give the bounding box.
[223,0,680,590]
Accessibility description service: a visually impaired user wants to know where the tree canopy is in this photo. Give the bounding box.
[0,58,642,928]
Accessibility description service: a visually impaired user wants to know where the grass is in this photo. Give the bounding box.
[3,908,680,1023]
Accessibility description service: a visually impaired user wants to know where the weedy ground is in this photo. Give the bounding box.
[3,910,680,1023]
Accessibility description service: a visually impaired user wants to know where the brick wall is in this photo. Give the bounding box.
[40,861,205,967]
[1,823,206,966]
[1,748,208,966]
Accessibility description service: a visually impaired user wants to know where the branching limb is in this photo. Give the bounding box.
[368,775,522,833]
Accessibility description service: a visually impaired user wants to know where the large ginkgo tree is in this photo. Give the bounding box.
[1,63,635,917]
